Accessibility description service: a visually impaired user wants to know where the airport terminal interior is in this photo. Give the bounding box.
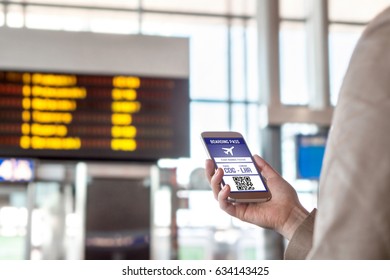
[0,0,389,260]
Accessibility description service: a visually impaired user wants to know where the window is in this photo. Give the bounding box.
[277,0,383,212]
[329,0,389,22]
[144,15,229,101]
[329,24,364,105]
[279,22,309,105]
[328,0,389,105]
[0,4,4,26]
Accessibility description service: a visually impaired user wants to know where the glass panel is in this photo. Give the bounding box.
[230,18,261,103]
[24,6,139,33]
[329,24,364,105]
[30,182,63,260]
[329,0,390,22]
[231,20,246,101]
[279,22,309,105]
[246,19,259,102]
[142,14,228,101]
[25,7,88,31]
[230,19,260,103]
[231,103,260,154]
[21,0,139,9]
[143,0,228,15]
[247,104,260,153]
[87,10,139,34]
[231,103,246,132]
[0,4,4,26]
[16,0,255,17]
[280,0,307,19]
[0,187,28,260]
[6,5,24,28]
[230,0,257,16]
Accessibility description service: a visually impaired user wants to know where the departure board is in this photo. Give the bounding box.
[0,70,189,161]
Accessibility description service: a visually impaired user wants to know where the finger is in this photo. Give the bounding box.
[217,185,238,217]
[205,159,215,182]
[253,154,281,180]
[210,168,224,200]
[218,184,232,209]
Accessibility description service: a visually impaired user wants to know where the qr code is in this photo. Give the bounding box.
[232,176,254,190]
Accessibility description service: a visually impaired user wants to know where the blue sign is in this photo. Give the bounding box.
[0,158,35,182]
[296,134,327,180]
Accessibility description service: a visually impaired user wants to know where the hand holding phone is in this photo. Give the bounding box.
[201,131,272,203]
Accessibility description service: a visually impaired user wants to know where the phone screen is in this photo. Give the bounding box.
[203,137,267,193]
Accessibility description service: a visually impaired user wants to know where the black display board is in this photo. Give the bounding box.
[0,70,189,161]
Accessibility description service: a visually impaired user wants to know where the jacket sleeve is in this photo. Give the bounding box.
[284,209,316,260]
[307,7,390,259]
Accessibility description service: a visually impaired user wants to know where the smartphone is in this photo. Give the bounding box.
[201,131,271,203]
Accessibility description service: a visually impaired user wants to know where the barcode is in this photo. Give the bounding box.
[232,176,254,190]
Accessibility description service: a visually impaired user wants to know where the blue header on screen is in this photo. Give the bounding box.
[204,137,251,157]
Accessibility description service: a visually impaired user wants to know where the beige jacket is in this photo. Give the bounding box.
[285,6,390,259]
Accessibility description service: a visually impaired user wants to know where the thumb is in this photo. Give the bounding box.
[252,154,281,180]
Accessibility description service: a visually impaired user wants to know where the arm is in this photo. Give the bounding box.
[307,7,390,259]
[284,209,316,259]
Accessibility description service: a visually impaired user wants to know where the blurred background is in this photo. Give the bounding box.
[0,0,389,260]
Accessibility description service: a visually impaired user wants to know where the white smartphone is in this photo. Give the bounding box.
[201,131,271,203]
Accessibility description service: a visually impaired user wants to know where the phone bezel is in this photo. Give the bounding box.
[201,131,272,203]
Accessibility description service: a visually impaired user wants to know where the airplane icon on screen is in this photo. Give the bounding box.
[222,146,234,156]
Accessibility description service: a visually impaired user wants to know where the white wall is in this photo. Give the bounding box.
[0,27,189,78]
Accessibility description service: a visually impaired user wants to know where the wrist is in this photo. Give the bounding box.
[281,205,310,240]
